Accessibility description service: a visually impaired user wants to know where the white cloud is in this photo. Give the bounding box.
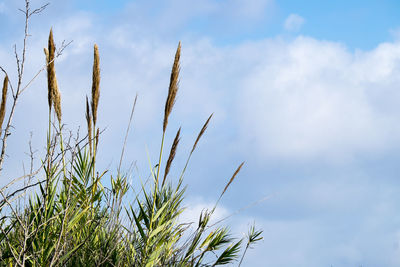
[237,37,400,161]
[284,13,305,32]
[179,198,229,227]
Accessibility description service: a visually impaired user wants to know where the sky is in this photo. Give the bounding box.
[1,0,400,266]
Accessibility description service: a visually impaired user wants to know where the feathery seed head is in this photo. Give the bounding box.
[91,44,100,126]
[86,96,93,152]
[46,29,56,111]
[163,42,181,132]
[44,48,49,62]
[192,113,213,153]
[46,29,61,121]
[95,128,100,150]
[0,76,8,131]
[221,162,244,197]
[53,83,62,122]
[44,46,51,110]
[163,127,181,186]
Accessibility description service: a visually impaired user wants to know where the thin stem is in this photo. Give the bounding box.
[238,244,249,267]
[58,120,66,178]
[118,94,137,175]
[91,125,97,200]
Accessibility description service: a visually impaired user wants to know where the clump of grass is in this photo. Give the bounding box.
[0,8,262,265]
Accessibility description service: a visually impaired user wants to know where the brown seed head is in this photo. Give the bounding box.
[221,162,244,197]
[46,29,57,111]
[86,96,93,153]
[95,128,100,150]
[91,44,100,125]
[44,48,49,62]
[46,29,62,121]
[0,76,8,131]
[162,127,181,186]
[53,83,62,122]
[163,42,181,132]
[191,113,213,153]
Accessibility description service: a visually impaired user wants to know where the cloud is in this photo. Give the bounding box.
[179,198,229,227]
[236,37,400,161]
[117,0,274,40]
[284,13,305,32]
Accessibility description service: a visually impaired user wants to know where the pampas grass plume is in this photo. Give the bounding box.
[163,42,181,133]
[91,44,100,126]
[163,127,181,186]
[46,29,62,122]
[86,96,93,153]
[0,76,8,131]
[221,162,244,197]
[191,113,213,153]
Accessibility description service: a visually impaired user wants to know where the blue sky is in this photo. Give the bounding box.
[73,0,400,49]
[1,0,400,266]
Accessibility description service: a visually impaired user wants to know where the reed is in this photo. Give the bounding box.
[163,42,180,133]
[91,44,100,126]
[192,113,213,153]
[0,76,8,131]
[46,29,62,122]
[86,96,93,153]
[221,162,245,197]
[53,82,62,122]
[162,127,181,186]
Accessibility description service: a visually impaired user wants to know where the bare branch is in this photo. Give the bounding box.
[0,180,46,210]
[28,3,49,17]
[20,40,72,95]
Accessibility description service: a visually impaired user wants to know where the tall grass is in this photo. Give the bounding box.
[0,2,263,266]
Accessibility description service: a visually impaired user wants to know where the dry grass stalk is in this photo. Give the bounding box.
[46,29,62,122]
[221,162,244,197]
[163,42,181,133]
[0,76,8,131]
[162,127,181,186]
[86,96,92,153]
[191,113,213,153]
[91,44,100,126]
